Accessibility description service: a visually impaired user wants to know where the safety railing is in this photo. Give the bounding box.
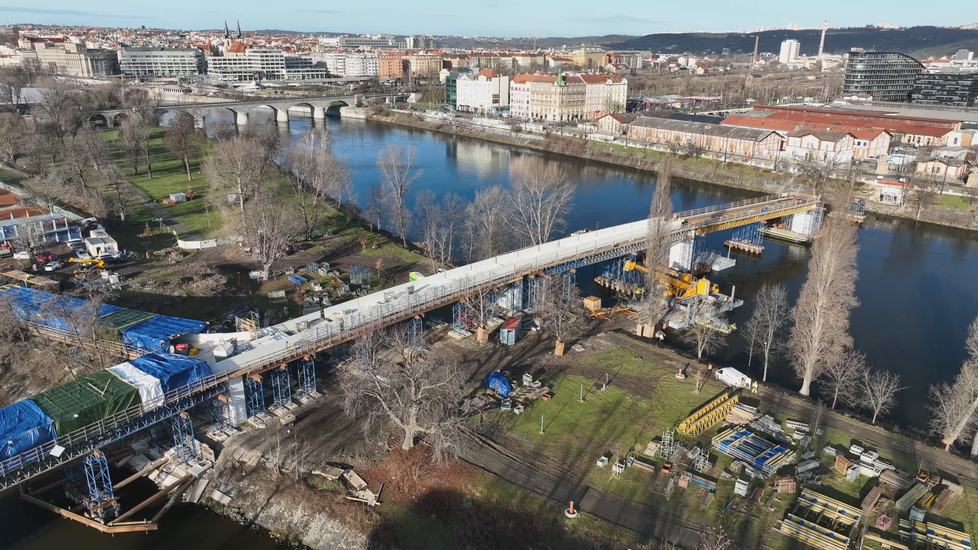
[0,192,824,483]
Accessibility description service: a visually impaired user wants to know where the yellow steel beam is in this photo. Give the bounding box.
[694,204,817,236]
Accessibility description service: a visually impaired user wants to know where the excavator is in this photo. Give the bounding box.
[623,259,719,299]
[68,257,106,279]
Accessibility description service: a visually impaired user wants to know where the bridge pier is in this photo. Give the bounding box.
[235,110,249,126]
[788,209,824,236]
[193,115,205,129]
[668,231,698,272]
[312,107,326,120]
[275,108,289,124]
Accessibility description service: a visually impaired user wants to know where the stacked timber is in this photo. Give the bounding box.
[724,403,758,425]
[861,485,882,513]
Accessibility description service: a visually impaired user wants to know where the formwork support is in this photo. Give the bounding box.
[406,316,424,348]
[244,374,266,418]
[296,358,316,396]
[270,367,292,407]
[524,275,544,310]
[452,301,470,333]
[171,411,197,464]
[506,280,523,314]
[561,270,577,301]
[483,289,500,319]
[211,395,231,431]
[83,450,119,522]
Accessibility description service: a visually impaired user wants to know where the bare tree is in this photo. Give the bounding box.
[507,163,575,246]
[862,368,902,425]
[73,127,112,175]
[698,526,732,550]
[118,118,149,177]
[285,128,351,239]
[35,83,85,145]
[744,282,790,382]
[413,188,443,271]
[377,146,422,247]
[363,183,385,232]
[242,188,302,280]
[164,112,205,182]
[935,317,978,450]
[440,192,466,262]
[11,220,48,261]
[820,349,867,409]
[203,134,274,235]
[798,152,841,196]
[789,217,860,396]
[465,185,511,261]
[0,67,30,114]
[637,155,674,328]
[681,304,727,360]
[535,272,584,356]
[929,380,975,452]
[341,329,465,457]
[0,113,26,162]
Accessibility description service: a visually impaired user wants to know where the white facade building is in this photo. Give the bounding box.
[779,40,801,65]
[310,51,378,77]
[318,35,405,49]
[207,49,287,82]
[456,69,510,113]
[120,47,205,78]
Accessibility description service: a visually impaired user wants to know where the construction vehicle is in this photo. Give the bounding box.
[68,257,106,279]
[623,260,719,299]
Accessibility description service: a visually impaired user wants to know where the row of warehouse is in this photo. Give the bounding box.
[0,353,213,466]
[0,286,207,354]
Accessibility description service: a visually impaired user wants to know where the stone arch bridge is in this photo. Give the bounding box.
[86,93,393,127]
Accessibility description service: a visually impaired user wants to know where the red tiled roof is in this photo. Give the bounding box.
[579,74,623,84]
[786,128,853,142]
[475,69,500,78]
[226,40,246,54]
[513,74,556,84]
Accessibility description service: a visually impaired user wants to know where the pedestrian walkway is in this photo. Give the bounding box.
[124,181,202,241]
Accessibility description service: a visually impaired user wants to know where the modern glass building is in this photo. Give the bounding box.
[911,72,978,107]
[842,51,924,102]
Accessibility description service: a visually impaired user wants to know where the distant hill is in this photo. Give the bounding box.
[434,35,633,50]
[607,26,978,57]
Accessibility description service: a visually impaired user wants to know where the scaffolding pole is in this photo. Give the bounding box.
[210,395,231,431]
[452,301,470,333]
[83,450,119,522]
[245,375,265,418]
[270,367,292,407]
[406,316,424,348]
[171,412,197,464]
[296,358,316,397]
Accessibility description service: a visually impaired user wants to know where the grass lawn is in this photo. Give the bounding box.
[106,127,222,238]
[936,194,972,211]
[0,166,25,185]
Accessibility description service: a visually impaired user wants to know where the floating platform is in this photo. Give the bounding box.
[724,241,765,254]
[759,227,812,245]
[710,256,737,272]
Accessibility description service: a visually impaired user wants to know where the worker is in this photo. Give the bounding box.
[707,363,714,372]
[751,380,758,394]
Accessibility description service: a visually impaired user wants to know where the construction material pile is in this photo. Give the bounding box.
[712,427,795,477]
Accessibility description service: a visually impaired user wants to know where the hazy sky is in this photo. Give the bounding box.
[1,0,973,37]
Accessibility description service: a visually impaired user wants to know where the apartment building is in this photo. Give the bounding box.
[456,69,510,113]
[511,73,627,122]
[842,51,924,102]
[911,71,978,107]
[403,52,442,79]
[579,74,627,120]
[24,39,118,77]
[379,53,404,78]
[779,40,801,65]
[120,47,205,78]
[783,129,856,164]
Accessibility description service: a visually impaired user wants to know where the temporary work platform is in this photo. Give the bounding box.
[31,371,141,435]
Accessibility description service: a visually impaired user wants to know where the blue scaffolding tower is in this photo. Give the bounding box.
[245,375,266,418]
[171,411,198,463]
[406,316,424,348]
[730,223,765,247]
[211,396,231,431]
[270,367,292,407]
[83,450,119,522]
[452,301,471,333]
[350,265,371,286]
[561,270,577,301]
[483,289,500,319]
[524,276,544,309]
[296,358,317,397]
[506,280,523,313]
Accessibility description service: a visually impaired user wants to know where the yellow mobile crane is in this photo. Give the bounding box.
[623,260,719,299]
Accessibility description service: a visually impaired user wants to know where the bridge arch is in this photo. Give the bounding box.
[88,114,108,127]
[112,112,129,127]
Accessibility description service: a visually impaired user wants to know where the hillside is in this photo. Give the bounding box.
[607,26,978,57]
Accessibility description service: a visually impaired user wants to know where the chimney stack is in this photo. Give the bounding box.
[817,21,827,59]
[753,36,759,65]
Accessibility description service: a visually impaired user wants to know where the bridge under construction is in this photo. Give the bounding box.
[0,192,822,529]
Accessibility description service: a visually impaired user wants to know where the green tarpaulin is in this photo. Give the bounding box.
[32,371,141,435]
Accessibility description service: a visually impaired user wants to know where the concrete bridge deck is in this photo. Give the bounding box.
[0,192,821,490]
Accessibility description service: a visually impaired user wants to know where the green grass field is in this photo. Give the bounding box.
[106,128,222,238]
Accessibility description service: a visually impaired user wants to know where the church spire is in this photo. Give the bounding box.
[224,20,229,39]
[237,20,242,39]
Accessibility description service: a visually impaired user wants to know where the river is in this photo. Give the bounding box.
[11,109,978,548]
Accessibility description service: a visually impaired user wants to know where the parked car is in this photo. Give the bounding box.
[35,252,57,263]
[43,261,62,271]
[97,253,122,264]
[13,251,30,260]
[75,251,93,261]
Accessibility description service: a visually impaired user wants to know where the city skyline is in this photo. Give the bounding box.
[1,0,975,38]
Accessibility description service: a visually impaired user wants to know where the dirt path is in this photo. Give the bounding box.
[126,181,202,240]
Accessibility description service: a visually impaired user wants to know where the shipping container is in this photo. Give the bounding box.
[499,316,523,346]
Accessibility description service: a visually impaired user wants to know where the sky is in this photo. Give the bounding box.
[1,0,974,37]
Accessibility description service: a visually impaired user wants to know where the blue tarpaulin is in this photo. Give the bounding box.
[128,353,213,394]
[288,275,307,284]
[0,286,121,332]
[118,315,208,354]
[0,400,57,460]
[483,371,513,397]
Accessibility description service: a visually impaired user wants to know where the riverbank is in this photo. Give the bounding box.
[369,111,978,232]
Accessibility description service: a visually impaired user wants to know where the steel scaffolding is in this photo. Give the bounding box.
[350,265,371,286]
[271,368,292,407]
[561,270,576,301]
[730,223,764,247]
[483,289,500,319]
[296,358,316,396]
[507,281,523,313]
[354,339,374,368]
[171,412,197,463]
[83,450,119,522]
[245,375,266,418]
[406,317,424,348]
[211,396,231,430]
[524,276,544,309]
[452,301,471,333]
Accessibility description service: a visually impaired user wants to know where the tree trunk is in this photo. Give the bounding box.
[762,351,769,382]
[145,149,153,180]
[799,377,812,396]
[971,435,978,457]
[555,340,565,357]
[262,262,272,282]
[871,411,879,425]
[831,392,838,410]
[184,157,193,181]
[401,427,416,450]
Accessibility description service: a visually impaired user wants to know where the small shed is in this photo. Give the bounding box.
[499,317,523,346]
[84,229,119,257]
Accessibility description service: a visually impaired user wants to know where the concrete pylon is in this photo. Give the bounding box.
[275,108,289,123]
[312,106,325,120]
[235,110,249,126]
[193,115,205,129]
